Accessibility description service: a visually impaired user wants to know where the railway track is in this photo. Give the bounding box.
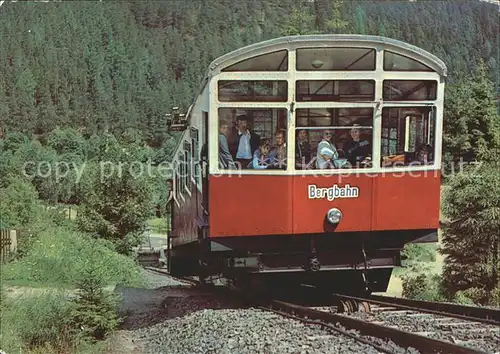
[263,300,489,354]
[318,293,499,353]
[140,267,497,353]
[334,293,500,325]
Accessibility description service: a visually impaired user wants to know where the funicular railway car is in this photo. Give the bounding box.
[166,34,447,294]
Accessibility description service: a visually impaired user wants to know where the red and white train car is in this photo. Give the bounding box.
[167,34,446,294]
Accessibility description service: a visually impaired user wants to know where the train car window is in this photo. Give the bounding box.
[190,127,201,187]
[296,48,375,71]
[184,141,192,191]
[383,80,437,101]
[295,108,373,169]
[174,160,181,202]
[381,107,436,167]
[384,51,433,72]
[183,150,188,191]
[221,50,288,72]
[217,107,288,170]
[296,80,375,102]
[218,81,288,102]
[178,152,184,196]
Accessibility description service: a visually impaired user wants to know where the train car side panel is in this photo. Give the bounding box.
[372,171,441,231]
[209,175,293,237]
[208,172,440,237]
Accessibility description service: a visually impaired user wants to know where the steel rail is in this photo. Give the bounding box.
[268,300,487,354]
[259,305,394,354]
[332,293,500,326]
[369,294,500,323]
[142,266,201,286]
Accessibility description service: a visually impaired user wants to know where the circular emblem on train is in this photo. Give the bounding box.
[327,208,342,224]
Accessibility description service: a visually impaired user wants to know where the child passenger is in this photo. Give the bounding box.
[251,138,274,169]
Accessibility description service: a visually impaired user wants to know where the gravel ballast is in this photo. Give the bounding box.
[135,308,387,354]
[114,270,391,353]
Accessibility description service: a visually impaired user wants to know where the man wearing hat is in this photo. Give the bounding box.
[229,114,260,169]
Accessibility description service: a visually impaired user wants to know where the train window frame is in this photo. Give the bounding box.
[383,51,433,72]
[177,152,185,201]
[190,127,201,188]
[216,107,289,172]
[295,80,375,102]
[296,47,376,71]
[221,50,288,72]
[184,141,192,193]
[294,107,375,170]
[380,106,437,168]
[383,80,437,101]
[183,149,190,196]
[174,161,183,204]
[218,80,288,102]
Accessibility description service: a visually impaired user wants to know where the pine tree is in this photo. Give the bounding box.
[441,164,500,303]
[68,262,120,341]
[354,5,366,34]
[325,0,348,34]
[280,4,315,36]
[443,60,500,164]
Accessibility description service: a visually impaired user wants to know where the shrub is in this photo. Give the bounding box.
[453,287,490,305]
[489,285,500,307]
[402,273,445,301]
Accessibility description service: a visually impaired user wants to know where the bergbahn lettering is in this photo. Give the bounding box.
[308,184,360,201]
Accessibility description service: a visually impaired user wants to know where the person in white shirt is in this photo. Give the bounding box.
[316,130,338,169]
[229,114,260,169]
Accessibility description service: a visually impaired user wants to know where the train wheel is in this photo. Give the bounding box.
[360,301,371,313]
[338,300,349,313]
[349,299,359,312]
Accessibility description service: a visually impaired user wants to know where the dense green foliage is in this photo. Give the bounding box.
[443,61,500,164]
[0,0,498,140]
[441,164,500,304]
[0,129,165,254]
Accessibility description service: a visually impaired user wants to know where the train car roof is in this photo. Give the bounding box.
[206,34,448,78]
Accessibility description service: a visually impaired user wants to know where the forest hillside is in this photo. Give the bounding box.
[0,0,498,144]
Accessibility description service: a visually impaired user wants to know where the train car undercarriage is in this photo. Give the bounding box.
[167,229,437,294]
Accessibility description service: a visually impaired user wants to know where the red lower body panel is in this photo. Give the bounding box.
[209,171,440,237]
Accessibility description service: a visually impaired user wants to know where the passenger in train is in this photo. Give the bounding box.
[415,144,433,164]
[316,130,338,169]
[251,138,274,169]
[343,124,371,167]
[271,129,287,168]
[295,129,311,169]
[228,114,260,169]
[218,119,236,169]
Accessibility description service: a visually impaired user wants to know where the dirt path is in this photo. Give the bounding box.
[105,330,146,354]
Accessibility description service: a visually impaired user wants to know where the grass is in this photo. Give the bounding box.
[2,226,145,289]
[0,287,115,354]
[146,217,168,234]
[0,218,145,353]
